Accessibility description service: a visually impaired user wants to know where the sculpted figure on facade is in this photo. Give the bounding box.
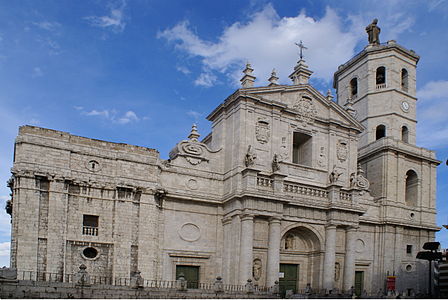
[244,145,257,167]
[253,259,262,281]
[366,19,381,45]
[329,165,342,184]
[272,154,280,172]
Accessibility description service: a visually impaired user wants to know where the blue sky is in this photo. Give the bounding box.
[0,0,447,267]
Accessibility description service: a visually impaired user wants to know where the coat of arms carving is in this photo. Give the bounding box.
[336,139,348,162]
[255,119,270,144]
[292,95,317,125]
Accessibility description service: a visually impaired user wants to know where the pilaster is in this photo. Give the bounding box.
[239,214,254,285]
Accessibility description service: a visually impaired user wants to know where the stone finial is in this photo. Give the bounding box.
[176,273,187,291]
[188,124,200,141]
[74,264,90,286]
[245,278,254,294]
[289,59,313,85]
[268,69,279,86]
[214,276,224,293]
[326,89,333,101]
[240,62,256,88]
[130,270,144,289]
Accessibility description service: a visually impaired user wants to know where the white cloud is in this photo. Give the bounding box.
[176,65,191,74]
[158,5,362,86]
[117,111,139,124]
[194,72,217,87]
[85,1,127,33]
[79,108,140,125]
[0,242,10,257]
[416,80,448,149]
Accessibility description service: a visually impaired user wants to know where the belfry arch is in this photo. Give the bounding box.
[279,226,322,292]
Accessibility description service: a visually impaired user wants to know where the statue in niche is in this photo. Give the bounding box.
[329,165,342,184]
[253,259,262,281]
[272,154,280,172]
[335,262,341,281]
[366,19,381,45]
[285,234,294,250]
[244,145,257,167]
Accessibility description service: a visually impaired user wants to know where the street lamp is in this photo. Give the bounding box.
[416,241,442,297]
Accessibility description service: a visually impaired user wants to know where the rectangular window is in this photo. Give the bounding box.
[292,132,312,166]
[406,245,412,254]
[83,215,99,236]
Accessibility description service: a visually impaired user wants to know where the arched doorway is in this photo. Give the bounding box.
[279,226,322,295]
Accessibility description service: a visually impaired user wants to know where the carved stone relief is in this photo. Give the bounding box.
[186,179,198,190]
[336,140,348,162]
[253,259,262,281]
[329,165,342,184]
[317,147,326,168]
[255,118,270,144]
[350,164,370,190]
[292,94,317,125]
[279,137,289,161]
[179,223,201,242]
[272,154,280,172]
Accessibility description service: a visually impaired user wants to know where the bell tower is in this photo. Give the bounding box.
[334,20,440,293]
[333,37,419,148]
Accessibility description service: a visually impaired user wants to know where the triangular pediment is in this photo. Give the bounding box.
[238,85,364,133]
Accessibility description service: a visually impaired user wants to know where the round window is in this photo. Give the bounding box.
[83,247,98,259]
[406,264,412,272]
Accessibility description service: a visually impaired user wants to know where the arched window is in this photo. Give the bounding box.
[376,125,386,140]
[401,68,408,91]
[401,126,409,143]
[350,78,358,98]
[376,66,386,86]
[405,170,418,206]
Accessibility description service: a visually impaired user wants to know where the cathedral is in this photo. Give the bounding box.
[6,21,440,296]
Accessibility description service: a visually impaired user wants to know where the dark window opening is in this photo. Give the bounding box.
[401,68,408,91]
[406,245,412,254]
[292,132,312,166]
[405,170,418,206]
[401,126,409,143]
[350,78,358,97]
[376,125,386,140]
[83,215,99,236]
[176,265,199,289]
[83,247,98,259]
[376,67,386,85]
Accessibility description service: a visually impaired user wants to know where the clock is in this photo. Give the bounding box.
[401,101,410,112]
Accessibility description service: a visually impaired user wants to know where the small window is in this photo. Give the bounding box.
[376,67,386,85]
[117,187,133,199]
[83,247,98,259]
[350,78,358,98]
[83,215,99,236]
[292,132,312,166]
[401,69,408,91]
[401,126,409,143]
[406,245,412,254]
[376,125,386,140]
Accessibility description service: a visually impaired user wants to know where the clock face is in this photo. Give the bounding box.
[401,101,410,112]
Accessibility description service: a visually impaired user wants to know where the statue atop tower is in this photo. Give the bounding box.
[366,19,381,45]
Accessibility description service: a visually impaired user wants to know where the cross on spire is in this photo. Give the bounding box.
[295,40,307,60]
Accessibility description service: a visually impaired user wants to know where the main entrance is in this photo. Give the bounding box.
[176,265,199,289]
[279,264,299,295]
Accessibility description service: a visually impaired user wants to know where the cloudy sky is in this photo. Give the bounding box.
[0,0,447,267]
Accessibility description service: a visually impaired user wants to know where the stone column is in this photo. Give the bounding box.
[343,226,358,292]
[222,217,232,282]
[266,217,281,287]
[239,214,254,285]
[323,224,337,291]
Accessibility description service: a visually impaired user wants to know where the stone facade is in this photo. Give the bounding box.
[6,35,440,296]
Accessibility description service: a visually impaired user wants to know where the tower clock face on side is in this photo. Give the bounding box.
[401,101,410,112]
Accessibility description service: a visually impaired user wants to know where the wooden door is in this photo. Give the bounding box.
[355,271,364,296]
[279,264,299,296]
[176,265,199,289]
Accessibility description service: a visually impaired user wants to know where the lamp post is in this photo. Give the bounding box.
[416,241,442,297]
